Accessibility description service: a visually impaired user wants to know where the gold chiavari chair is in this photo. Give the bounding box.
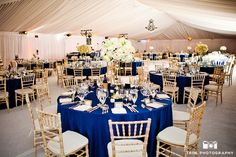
[204,73,225,105]
[0,78,9,112]
[183,74,205,103]
[124,62,132,76]
[63,76,76,89]
[163,74,178,104]
[157,102,206,157]
[37,110,89,157]
[163,80,178,105]
[173,88,200,130]
[225,62,234,86]
[89,68,101,81]
[107,119,151,157]
[73,68,86,84]
[56,65,65,86]
[35,83,51,111]
[25,94,43,157]
[209,66,223,84]
[15,73,35,108]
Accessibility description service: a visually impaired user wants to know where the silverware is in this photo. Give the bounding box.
[87,106,99,112]
[141,104,152,111]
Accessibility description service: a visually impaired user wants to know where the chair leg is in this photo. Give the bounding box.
[6,97,10,112]
[34,133,37,157]
[156,140,160,156]
[220,92,223,104]
[216,94,218,106]
[85,144,89,157]
[21,94,24,109]
[15,93,18,107]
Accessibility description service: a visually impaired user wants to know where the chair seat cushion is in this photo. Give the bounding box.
[173,110,190,121]
[204,84,218,91]
[0,91,8,98]
[15,88,34,94]
[74,76,86,80]
[209,81,217,85]
[48,130,88,156]
[184,87,201,92]
[163,86,179,92]
[107,139,147,157]
[157,126,197,146]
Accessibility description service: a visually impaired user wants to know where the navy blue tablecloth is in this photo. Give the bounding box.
[132,61,143,75]
[18,63,50,69]
[57,89,172,157]
[66,67,107,76]
[149,71,209,104]
[200,66,218,74]
[0,78,21,109]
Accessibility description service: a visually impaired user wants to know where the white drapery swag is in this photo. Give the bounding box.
[0,32,105,65]
[0,0,235,40]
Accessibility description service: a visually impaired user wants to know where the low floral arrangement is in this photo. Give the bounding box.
[100,38,135,63]
[195,43,208,55]
[77,44,92,54]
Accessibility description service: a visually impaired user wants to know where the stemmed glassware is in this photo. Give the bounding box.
[96,88,109,114]
[149,86,158,102]
[129,89,138,106]
[140,86,150,102]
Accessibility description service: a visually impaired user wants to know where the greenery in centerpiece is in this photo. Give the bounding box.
[100,37,135,63]
[195,43,208,55]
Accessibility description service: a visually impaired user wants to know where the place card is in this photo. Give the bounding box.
[156,94,170,99]
[111,108,127,114]
[59,98,72,103]
[146,102,163,109]
[73,105,91,111]
[114,102,123,108]
[84,100,92,106]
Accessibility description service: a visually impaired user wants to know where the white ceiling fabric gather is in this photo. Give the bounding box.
[0,0,235,40]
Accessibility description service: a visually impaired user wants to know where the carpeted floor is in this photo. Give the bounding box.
[0,64,236,157]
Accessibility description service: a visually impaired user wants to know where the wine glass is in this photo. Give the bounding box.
[149,86,158,102]
[76,89,89,105]
[129,89,138,106]
[140,87,150,102]
[96,88,108,106]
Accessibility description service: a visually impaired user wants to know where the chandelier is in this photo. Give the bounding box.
[81,29,92,45]
[145,19,157,31]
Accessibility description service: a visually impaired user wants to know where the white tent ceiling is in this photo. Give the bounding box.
[0,0,236,40]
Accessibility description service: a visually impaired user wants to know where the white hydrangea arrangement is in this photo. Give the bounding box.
[202,51,229,65]
[100,38,135,63]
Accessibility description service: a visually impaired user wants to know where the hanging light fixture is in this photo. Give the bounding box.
[145,19,157,31]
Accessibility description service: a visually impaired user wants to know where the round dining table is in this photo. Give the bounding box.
[0,77,21,110]
[149,71,209,104]
[57,87,173,157]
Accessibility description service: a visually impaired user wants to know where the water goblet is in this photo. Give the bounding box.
[130,89,138,106]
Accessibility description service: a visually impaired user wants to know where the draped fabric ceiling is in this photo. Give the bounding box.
[0,0,236,40]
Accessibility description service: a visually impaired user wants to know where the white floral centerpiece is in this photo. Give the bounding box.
[202,51,229,65]
[100,38,135,63]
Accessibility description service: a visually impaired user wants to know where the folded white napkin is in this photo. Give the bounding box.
[73,105,91,111]
[61,91,75,96]
[111,108,127,114]
[146,102,163,109]
[156,94,170,99]
[59,98,72,103]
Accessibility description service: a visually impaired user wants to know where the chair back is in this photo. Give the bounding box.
[215,73,225,91]
[0,78,6,93]
[163,73,176,82]
[186,102,206,146]
[125,62,132,68]
[36,84,50,110]
[213,67,223,76]
[56,65,64,75]
[63,77,76,89]
[21,74,35,89]
[163,80,177,93]
[73,68,83,77]
[187,88,200,109]
[37,109,64,156]
[25,94,37,130]
[191,74,205,89]
[108,119,151,157]
[91,68,100,76]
